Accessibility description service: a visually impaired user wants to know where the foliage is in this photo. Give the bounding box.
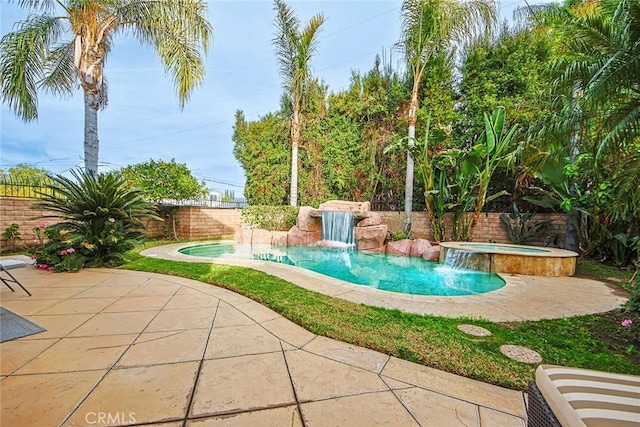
[500,203,551,245]
[234,58,409,207]
[0,0,212,173]
[626,274,640,314]
[241,205,299,231]
[32,169,159,271]
[272,0,325,206]
[120,158,206,201]
[0,164,54,198]
[2,223,22,250]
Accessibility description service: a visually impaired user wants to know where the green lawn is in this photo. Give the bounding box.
[122,249,639,391]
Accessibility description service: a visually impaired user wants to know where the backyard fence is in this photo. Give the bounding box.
[0,177,57,199]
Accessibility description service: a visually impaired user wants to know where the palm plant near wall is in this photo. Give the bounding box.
[33,169,159,271]
[397,0,497,233]
[0,0,212,174]
[272,0,325,206]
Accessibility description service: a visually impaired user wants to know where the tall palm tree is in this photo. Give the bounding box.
[272,0,325,206]
[397,0,497,233]
[0,0,212,174]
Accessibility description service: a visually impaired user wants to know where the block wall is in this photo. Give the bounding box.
[1,197,567,247]
[377,211,567,244]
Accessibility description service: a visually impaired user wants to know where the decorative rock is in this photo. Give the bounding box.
[500,345,542,364]
[386,239,413,256]
[271,231,288,246]
[361,245,386,253]
[357,212,382,227]
[234,228,252,244]
[297,206,321,232]
[422,245,441,262]
[319,200,371,213]
[410,239,432,257]
[457,324,492,337]
[287,225,321,247]
[251,229,273,245]
[355,224,388,250]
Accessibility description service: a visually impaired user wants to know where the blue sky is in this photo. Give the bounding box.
[0,0,538,195]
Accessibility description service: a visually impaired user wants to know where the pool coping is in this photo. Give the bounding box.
[140,241,628,322]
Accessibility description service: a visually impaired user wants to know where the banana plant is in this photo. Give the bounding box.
[466,107,518,241]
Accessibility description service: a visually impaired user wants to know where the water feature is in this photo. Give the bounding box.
[443,249,491,272]
[318,211,355,249]
[439,242,579,276]
[179,243,505,296]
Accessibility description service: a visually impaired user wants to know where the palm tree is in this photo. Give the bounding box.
[397,0,497,233]
[0,0,212,174]
[272,0,325,206]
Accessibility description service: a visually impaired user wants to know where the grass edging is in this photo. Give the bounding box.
[122,252,640,391]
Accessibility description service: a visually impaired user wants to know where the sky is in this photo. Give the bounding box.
[0,0,541,196]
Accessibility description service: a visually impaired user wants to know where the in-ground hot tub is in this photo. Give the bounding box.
[439,242,579,277]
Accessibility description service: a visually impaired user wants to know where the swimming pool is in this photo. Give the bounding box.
[179,243,505,297]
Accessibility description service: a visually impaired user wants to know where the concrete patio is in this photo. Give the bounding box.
[1,262,529,426]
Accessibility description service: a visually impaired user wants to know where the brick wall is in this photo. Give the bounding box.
[1,197,566,247]
[0,197,62,250]
[377,211,567,244]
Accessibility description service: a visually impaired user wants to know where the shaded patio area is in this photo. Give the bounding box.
[1,262,527,426]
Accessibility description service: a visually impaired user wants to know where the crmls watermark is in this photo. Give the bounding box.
[84,412,136,425]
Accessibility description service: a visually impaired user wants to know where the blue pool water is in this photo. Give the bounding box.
[179,243,505,297]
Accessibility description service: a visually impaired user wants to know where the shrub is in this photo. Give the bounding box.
[32,170,160,272]
[627,273,640,315]
[241,205,298,231]
[500,203,551,245]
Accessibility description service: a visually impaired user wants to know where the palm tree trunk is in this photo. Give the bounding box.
[83,88,100,174]
[290,107,300,206]
[404,81,420,234]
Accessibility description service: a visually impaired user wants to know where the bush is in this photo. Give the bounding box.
[32,170,160,272]
[627,273,640,315]
[241,205,298,231]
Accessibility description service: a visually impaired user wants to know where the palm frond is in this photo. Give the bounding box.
[0,14,66,120]
[40,41,76,98]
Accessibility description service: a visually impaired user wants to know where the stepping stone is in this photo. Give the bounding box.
[457,324,492,337]
[500,345,542,364]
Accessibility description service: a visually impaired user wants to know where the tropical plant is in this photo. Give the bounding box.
[272,0,325,206]
[500,203,551,245]
[2,223,22,251]
[0,0,212,174]
[396,0,497,233]
[32,169,159,271]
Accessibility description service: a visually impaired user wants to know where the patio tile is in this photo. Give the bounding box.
[164,287,221,310]
[381,357,526,417]
[0,338,58,375]
[212,303,255,327]
[381,376,414,390]
[37,297,119,315]
[233,300,282,323]
[126,280,181,296]
[299,391,419,426]
[65,362,199,426]
[68,311,157,337]
[205,324,281,359]
[302,335,389,373]
[1,370,105,426]
[4,286,86,300]
[103,295,173,313]
[285,349,388,402]
[479,406,526,427]
[0,298,62,315]
[16,334,136,374]
[260,317,316,348]
[72,284,139,298]
[146,307,217,332]
[191,352,295,417]
[187,406,302,426]
[117,329,209,367]
[23,313,94,339]
[394,387,479,426]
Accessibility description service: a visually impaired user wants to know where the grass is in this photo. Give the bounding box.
[122,249,640,391]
